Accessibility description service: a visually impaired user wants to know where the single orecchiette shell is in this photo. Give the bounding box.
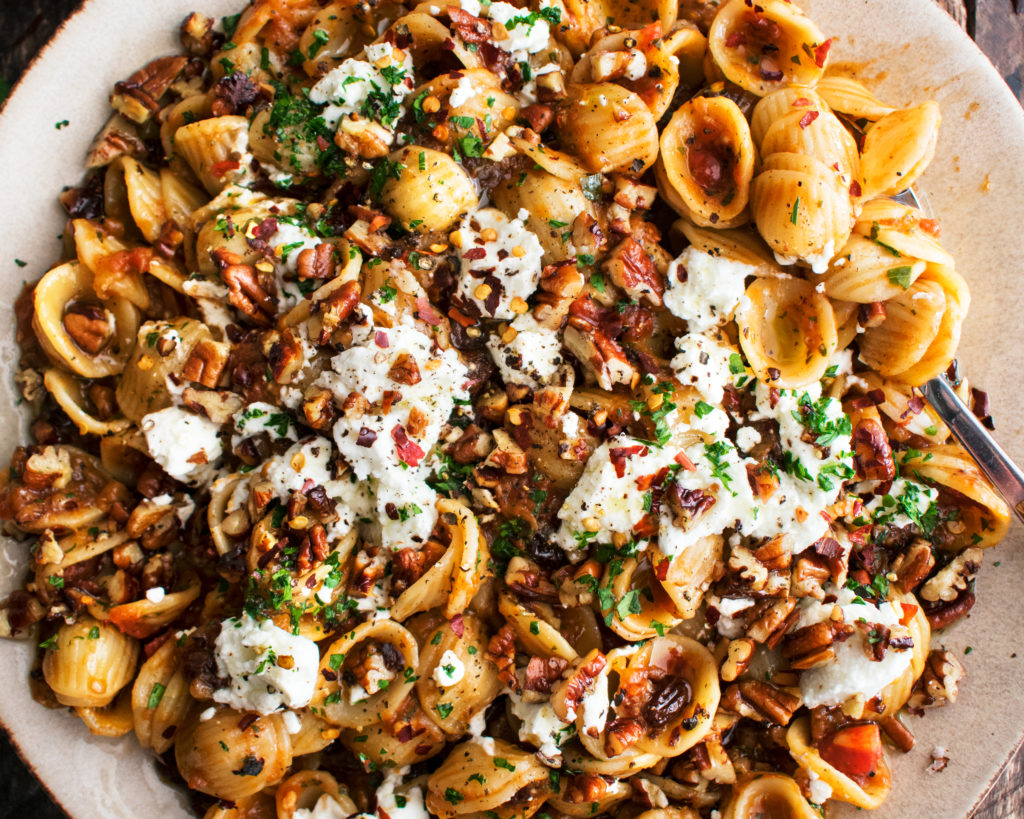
[132,635,196,753]
[816,74,896,121]
[75,690,134,738]
[498,590,578,661]
[858,278,946,376]
[122,156,169,243]
[820,235,926,303]
[722,772,819,818]
[600,554,683,640]
[43,368,130,436]
[547,776,633,816]
[32,261,140,379]
[557,83,660,175]
[312,619,420,729]
[339,692,446,768]
[42,617,139,708]
[786,716,892,809]
[392,499,491,621]
[379,145,479,233]
[629,634,720,757]
[174,115,253,194]
[736,276,838,387]
[656,534,723,620]
[275,770,357,819]
[175,708,293,801]
[749,86,827,149]
[657,95,756,228]
[859,102,941,199]
[109,572,202,638]
[708,0,830,96]
[414,612,502,736]
[425,738,550,818]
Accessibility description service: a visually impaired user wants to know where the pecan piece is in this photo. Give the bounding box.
[63,304,111,354]
[111,56,188,123]
[486,623,520,693]
[907,648,965,709]
[720,680,801,725]
[265,328,305,384]
[296,243,337,280]
[604,717,644,756]
[317,280,361,344]
[920,547,982,603]
[890,539,935,592]
[182,339,230,387]
[550,649,607,721]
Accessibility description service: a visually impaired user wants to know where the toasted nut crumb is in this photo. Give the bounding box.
[449,230,463,248]
[429,243,448,254]
[507,406,525,425]
[137,355,154,371]
[502,106,516,120]
[289,515,309,530]
[424,359,441,371]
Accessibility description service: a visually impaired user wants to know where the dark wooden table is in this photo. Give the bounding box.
[0,1,1021,818]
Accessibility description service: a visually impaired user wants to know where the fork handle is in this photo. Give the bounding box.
[919,376,1024,524]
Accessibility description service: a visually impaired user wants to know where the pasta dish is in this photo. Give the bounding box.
[0,0,1011,816]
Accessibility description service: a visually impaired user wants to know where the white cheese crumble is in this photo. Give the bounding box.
[231,401,297,446]
[459,0,552,54]
[145,587,166,604]
[294,795,353,819]
[455,208,544,319]
[580,672,609,736]
[508,691,575,765]
[807,768,833,804]
[448,73,478,108]
[709,596,756,638]
[309,42,414,132]
[140,406,223,486]
[669,333,737,406]
[212,614,320,714]
[486,312,564,389]
[796,586,913,708]
[664,247,756,333]
[432,649,466,687]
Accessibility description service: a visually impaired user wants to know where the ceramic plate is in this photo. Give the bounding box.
[0,0,1022,816]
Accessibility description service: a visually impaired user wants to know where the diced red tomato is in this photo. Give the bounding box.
[819,723,883,784]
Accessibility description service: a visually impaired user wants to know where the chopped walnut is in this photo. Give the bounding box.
[603,236,664,306]
[181,387,243,425]
[920,547,982,603]
[23,447,72,490]
[908,648,965,710]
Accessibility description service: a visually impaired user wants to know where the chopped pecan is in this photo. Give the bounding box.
[858,301,887,328]
[850,406,895,481]
[23,447,72,490]
[791,553,831,600]
[782,618,854,670]
[719,638,755,683]
[85,114,145,169]
[179,12,220,57]
[264,328,305,384]
[63,304,111,355]
[550,649,607,721]
[564,326,634,391]
[211,73,265,117]
[303,388,336,431]
[523,656,569,694]
[483,429,528,475]
[540,261,585,299]
[296,243,337,280]
[486,623,520,693]
[612,176,658,211]
[111,56,188,123]
[720,680,801,725]
[746,598,798,646]
[890,539,935,592]
[451,424,493,463]
[388,352,422,386]
[520,104,553,133]
[182,339,230,387]
[604,237,664,306]
[344,219,391,256]
[604,716,644,756]
[920,547,982,603]
[879,715,915,752]
[563,773,607,804]
[214,251,275,325]
[907,648,965,709]
[317,280,361,344]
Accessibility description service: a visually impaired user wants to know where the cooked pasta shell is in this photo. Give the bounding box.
[708,0,830,96]
[816,74,896,121]
[201,793,277,819]
[72,218,150,309]
[891,265,969,385]
[662,24,709,96]
[854,373,949,443]
[289,709,340,757]
[175,115,253,194]
[379,145,478,233]
[786,716,891,809]
[655,535,722,620]
[673,219,776,271]
[32,261,140,379]
[43,368,130,436]
[425,738,550,818]
[415,612,502,736]
[858,278,946,376]
[298,1,376,75]
[42,616,139,708]
[547,777,633,816]
[392,499,491,621]
[313,619,420,729]
[132,636,196,753]
[392,12,482,69]
[722,772,819,818]
[859,102,941,199]
[874,590,930,717]
[750,86,827,149]
[75,688,134,737]
[109,572,202,639]
[736,276,838,387]
[899,445,1010,549]
[600,554,684,640]
[751,152,853,270]
[562,743,662,776]
[122,156,169,243]
[629,635,720,757]
[339,692,447,767]
[175,708,293,801]
[540,0,608,56]
[760,106,859,181]
[573,29,682,121]
[498,591,578,661]
[491,168,595,263]
[821,235,926,303]
[276,770,357,819]
[657,96,756,228]
[557,83,659,175]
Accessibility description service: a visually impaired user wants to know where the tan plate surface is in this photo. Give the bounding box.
[0,0,1022,817]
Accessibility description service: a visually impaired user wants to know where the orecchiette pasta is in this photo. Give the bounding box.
[0,0,1007,816]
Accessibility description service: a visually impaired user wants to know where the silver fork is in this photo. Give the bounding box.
[888,189,1024,524]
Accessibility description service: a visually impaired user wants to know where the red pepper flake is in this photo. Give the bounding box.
[375,330,389,348]
[673,452,696,471]
[447,307,476,328]
[300,478,316,493]
[899,602,919,626]
[315,135,330,152]
[798,110,819,129]
[813,38,833,68]
[850,180,863,197]
[919,218,941,237]
[609,445,645,478]
[463,247,487,261]
[724,30,746,47]
[415,296,441,326]
[654,559,671,581]
[391,424,425,466]
[792,97,812,107]
[357,427,378,447]
[210,159,240,177]
[449,614,465,638]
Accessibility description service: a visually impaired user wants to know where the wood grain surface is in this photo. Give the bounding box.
[0,2,1021,819]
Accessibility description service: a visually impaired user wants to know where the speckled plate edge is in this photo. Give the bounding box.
[0,1,1022,817]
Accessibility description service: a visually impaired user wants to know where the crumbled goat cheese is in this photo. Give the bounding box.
[309,42,414,132]
[141,406,223,486]
[486,312,564,389]
[212,614,320,714]
[432,649,466,687]
[670,333,737,405]
[664,246,756,333]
